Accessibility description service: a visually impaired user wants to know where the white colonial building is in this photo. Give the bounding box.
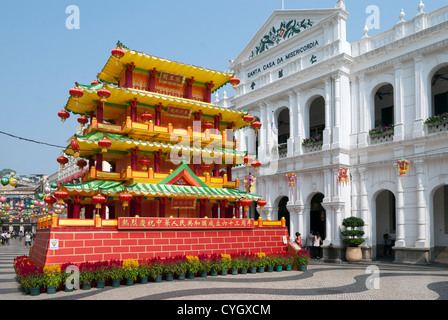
[227,1,448,264]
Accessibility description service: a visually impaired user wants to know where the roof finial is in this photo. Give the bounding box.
[363,25,369,38]
[417,1,425,15]
[398,9,406,23]
[335,0,346,11]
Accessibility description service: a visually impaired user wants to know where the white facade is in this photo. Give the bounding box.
[228,1,448,264]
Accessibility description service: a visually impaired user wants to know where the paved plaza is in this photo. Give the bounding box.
[1,238,447,302]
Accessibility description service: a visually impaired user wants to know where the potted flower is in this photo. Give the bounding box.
[220,254,231,275]
[149,257,164,282]
[198,253,210,277]
[283,252,295,271]
[122,258,139,285]
[186,255,200,279]
[296,249,310,271]
[108,260,123,287]
[247,253,258,273]
[274,253,284,272]
[208,253,221,276]
[162,257,177,281]
[138,259,151,284]
[264,253,277,272]
[42,264,62,294]
[342,216,365,262]
[79,262,96,290]
[230,253,243,274]
[61,263,77,292]
[28,270,43,296]
[173,255,187,280]
[255,252,266,273]
[93,261,109,288]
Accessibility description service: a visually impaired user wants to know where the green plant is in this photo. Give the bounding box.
[108,265,123,281]
[173,256,188,275]
[220,254,232,270]
[208,254,222,272]
[122,259,139,281]
[282,252,295,266]
[42,265,62,288]
[198,253,211,272]
[138,259,151,278]
[255,252,267,268]
[186,255,201,274]
[93,262,110,282]
[296,250,310,266]
[162,257,177,275]
[79,263,96,285]
[27,272,43,288]
[341,216,365,247]
[149,257,164,279]
[264,254,277,267]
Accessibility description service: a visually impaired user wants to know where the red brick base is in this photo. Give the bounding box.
[30,226,289,267]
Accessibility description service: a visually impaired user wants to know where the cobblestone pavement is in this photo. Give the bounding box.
[2,238,448,303]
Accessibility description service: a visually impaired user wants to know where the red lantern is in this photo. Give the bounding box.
[71,138,80,157]
[98,137,112,153]
[202,122,214,130]
[243,114,254,123]
[97,88,111,102]
[119,193,133,208]
[141,113,153,123]
[92,194,106,209]
[44,196,57,206]
[58,110,70,123]
[57,156,69,168]
[338,168,349,186]
[241,198,252,217]
[244,155,253,166]
[251,160,261,171]
[77,116,88,128]
[229,77,240,89]
[139,157,151,171]
[111,47,125,61]
[257,199,267,210]
[76,159,87,169]
[69,87,83,101]
[251,121,262,132]
[54,190,68,204]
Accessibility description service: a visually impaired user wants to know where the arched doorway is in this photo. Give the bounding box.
[310,193,325,239]
[277,108,290,158]
[375,190,396,259]
[278,196,290,234]
[374,84,394,128]
[431,65,448,116]
[433,185,448,263]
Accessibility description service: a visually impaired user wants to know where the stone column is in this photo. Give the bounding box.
[323,78,332,150]
[393,59,405,141]
[258,103,267,161]
[294,89,304,156]
[358,73,369,147]
[395,168,406,247]
[415,158,427,247]
[332,74,342,148]
[321,201,333,245]
[413,53,426,138]
[358,166,370,246]
[287,91,295,157]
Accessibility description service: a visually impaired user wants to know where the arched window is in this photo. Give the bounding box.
[431,66,448,116]
[374,84,394,128]
[309,97,325,139]
[277,108,290,158]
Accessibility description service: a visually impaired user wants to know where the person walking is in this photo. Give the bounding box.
[306,231,315,258]
[24,232,31,247]
[313,232,322,259]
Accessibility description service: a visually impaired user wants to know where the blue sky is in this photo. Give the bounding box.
[0,0,446,176]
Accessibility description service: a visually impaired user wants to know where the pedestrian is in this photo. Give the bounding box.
[383,233,394,257]
[313,232,322,259]
[24,232,31,247]
[5,232,10,245]
[306,231,315,258]
[294,232,302,249]
[0,232,4,245]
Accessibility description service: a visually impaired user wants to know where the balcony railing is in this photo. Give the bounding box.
[369,125,394,144]
[278,143,288,158]
[425,114,448,134]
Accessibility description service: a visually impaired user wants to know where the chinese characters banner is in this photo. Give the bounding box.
[159,71,185,86]
[171,198,196,209]
[118,217,254,230]
[166,106,191,118]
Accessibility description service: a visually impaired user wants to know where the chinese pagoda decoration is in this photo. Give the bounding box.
[53,42,261,221]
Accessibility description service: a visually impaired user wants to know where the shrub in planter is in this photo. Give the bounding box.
[208,253,222,275]
[93,261,110,288]
[107,261,124,286]
[148,257,164,281]
[79,262,96,289]
[296,249,310,269]
[173,255,188,279]
[122,258,139,284]
[138,259,151,283]
[341,216,365,262]
[186,255,201,276]
[220,254,231,274]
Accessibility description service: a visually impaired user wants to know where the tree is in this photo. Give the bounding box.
[341,217,365,247]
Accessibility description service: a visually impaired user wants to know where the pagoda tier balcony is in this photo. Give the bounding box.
[82,166,240,189]
[84,117,239,149]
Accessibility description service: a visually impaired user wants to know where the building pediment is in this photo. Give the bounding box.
[232,8,342,66]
